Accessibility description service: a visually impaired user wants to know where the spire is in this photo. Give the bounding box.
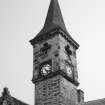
[30,0,79,49]
[37,0,67,37]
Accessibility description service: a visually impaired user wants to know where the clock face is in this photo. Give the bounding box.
[33,70,39,79]
[66,65,72,75]
[65,60,73,78]
[41,64,52,76]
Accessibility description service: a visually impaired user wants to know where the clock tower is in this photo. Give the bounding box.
[30,0,83,105]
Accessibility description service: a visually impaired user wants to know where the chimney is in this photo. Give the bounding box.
[2,87,10,97]
[77,89,84,103]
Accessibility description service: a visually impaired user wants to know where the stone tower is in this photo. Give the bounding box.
[30,0,83,105]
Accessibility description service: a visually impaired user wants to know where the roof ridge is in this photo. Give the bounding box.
[85,98,105,103]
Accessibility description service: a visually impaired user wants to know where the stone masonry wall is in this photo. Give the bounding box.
[35,75,78,105]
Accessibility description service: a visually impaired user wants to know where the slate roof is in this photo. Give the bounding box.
[0,87,29,105]
[82,98,105,105]
[30,0,68,44]
[30,0,79,49]
[12,97,28,105]
[37,0,67,37]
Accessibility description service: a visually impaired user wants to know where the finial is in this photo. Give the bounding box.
[2,87,10,96]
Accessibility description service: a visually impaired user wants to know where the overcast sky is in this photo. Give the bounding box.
[0,0,105,105]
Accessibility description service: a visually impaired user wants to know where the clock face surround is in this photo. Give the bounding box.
[41,64,52,76]
[66,65,72,75]
[40,60,52,76]
[65,61,73,78]
[33,70,39,79]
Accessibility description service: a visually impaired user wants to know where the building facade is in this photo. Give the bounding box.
[0,0,105,105]
[0,88,28,105]
[29,0,105,105]
[30,0,84,105]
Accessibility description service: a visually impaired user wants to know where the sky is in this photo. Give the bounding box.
[0,0,105,105]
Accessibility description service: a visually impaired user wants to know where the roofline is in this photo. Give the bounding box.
[84,98,105,104]
[30,27,79,50]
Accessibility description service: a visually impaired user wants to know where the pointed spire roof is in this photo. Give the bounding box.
[30,0,79,49]
[37,0,68,37]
